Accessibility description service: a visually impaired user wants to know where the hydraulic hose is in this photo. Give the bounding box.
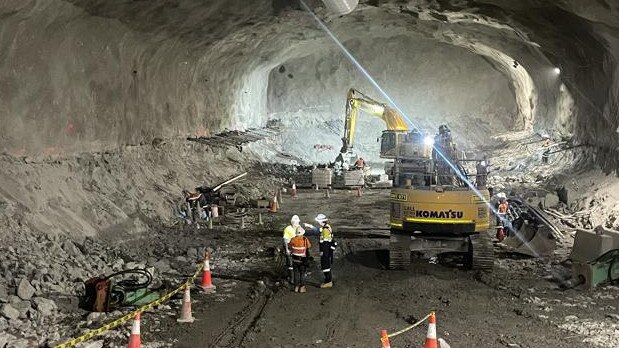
[106,269,152,291]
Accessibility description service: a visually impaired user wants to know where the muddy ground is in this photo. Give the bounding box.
[114,188,617,348]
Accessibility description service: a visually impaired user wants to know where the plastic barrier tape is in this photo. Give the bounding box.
[54,264,204,348]
[388,312,433,338]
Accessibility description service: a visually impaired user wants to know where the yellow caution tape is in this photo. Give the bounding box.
[387,312,433,338]
[54,263,204,348]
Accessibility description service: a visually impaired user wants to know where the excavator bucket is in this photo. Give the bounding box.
[502,224,556,257]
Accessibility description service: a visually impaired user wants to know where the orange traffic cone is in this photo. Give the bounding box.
[177,286,195,323]
[127,313,141,348]
[379,329,391,348]
[424,312,438,348]
[291,183,297,198]
[199,253,216,293]
[270,193,279,213]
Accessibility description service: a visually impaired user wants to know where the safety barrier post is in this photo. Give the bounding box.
[380,329,391,348]
[199,252,216,293]
[127,313,141,348]
[177,286,195,323]
[424,312,437,348]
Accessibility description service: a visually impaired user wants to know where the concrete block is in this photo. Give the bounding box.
[256,199,269,208]
[570,228,619,262]
[312,168,332,187]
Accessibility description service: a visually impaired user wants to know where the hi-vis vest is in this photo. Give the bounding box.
[283,225,297,243]
[320,224,333,243]
[289,236,311,257]
[498,202,508,214]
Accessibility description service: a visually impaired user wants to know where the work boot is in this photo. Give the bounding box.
[299,286,306,293]
[320,282,333,288]
[294,286,299,293]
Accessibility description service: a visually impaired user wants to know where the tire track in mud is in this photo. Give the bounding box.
[324,287,355,341]
[209,291,272,348]
[322,238,363,342]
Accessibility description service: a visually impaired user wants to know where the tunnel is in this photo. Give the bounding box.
[0,1,618,347]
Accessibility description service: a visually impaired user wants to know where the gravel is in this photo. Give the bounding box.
[0,304,20,320]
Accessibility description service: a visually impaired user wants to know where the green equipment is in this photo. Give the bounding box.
[569,228,619,289]
[80,269,161,312]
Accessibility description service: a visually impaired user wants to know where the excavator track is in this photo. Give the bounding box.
[468,232,494,271]
[388,232,411,270]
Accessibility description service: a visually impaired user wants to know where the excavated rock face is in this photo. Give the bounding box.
[0,0,617,171]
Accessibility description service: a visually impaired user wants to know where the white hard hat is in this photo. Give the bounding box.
[291,215,300,225]
[315,213,328,223]
[295,226,305,236]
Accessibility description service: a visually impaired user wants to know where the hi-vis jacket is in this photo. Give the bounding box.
[283,225,297,244]
[320,224,333,243]
[498,202,509,214]
[289,236,312,257]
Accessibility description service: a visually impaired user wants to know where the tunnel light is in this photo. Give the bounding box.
[424,135,435,146]
[553,67,561,75]
[322,0,358,15]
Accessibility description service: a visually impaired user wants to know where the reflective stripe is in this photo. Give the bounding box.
[291,246,306,257]
[330,246,336,250]
[322,268,331,272]
[426,323,436,339]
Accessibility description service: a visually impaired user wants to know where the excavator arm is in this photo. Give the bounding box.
[340,88,408,154]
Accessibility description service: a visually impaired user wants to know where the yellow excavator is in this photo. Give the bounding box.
[382,125,494,271]
[335,88,408,169]
[339,88,408,159]
[326,88,408,188]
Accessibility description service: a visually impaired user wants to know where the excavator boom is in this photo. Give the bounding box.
[341,88,408,154]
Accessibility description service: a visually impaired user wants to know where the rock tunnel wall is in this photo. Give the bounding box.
[266,35,517,163]
[0,0,276,157]
[0,0,617,162]
[2,0,617,170]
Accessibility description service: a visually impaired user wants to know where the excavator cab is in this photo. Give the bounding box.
[379,130,408,159]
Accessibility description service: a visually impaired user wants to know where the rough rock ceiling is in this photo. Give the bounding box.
[0,0,617,172]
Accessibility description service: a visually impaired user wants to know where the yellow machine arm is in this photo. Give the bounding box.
[341,88,409,153]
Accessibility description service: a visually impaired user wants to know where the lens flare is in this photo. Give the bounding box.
[298,0,549,260]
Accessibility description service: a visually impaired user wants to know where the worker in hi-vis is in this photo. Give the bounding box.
[305,213,337,288]
[288,226,311,293]
[282,215,301,283]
